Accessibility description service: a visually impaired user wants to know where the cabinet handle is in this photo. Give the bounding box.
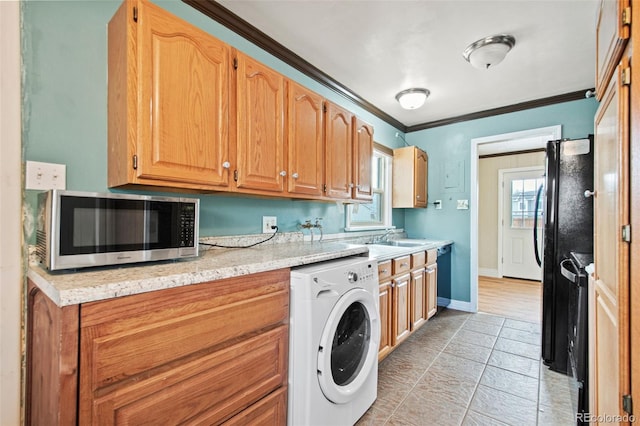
[426,267,434,273]
[292,172,299,179]
[280,170,287,177]
[222,161,231,169]
[349,183,354,188]
[380,269,388,274]
[401,262,408,267]
[356,184,361,189]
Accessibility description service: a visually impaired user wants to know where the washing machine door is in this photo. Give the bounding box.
[317,287,380,404]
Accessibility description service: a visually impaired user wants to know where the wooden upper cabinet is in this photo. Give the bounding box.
[324,102,354,199]
[108,0,231,190]
[235,52,286,193]
[392,146,428,208]
[595,0,630,99]
[353,118,374,201]
[287,81,324,196]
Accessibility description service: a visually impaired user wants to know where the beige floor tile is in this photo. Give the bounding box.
[469,384,538,425]
[499,327,541,345]
[493,337,541,360]
[372,373,415,414]
[461,319,502,336]
[387,390,468,426]
[443,339,493,364]
[537,403,577,425]
[451,329,498,349]
[428,352,487,383]
[488,350,540,379]
[503,318,542,334]
[462,410,510,426]
[378,354,427,386]
[479,365,539,402]
[413,370,478,407]
[354,405,392,425]
[467,313,506,326]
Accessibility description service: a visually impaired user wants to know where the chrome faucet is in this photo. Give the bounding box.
[372,229,394,243]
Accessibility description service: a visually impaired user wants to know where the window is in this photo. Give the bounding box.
[511,177,544,228]
[346,147,393,230]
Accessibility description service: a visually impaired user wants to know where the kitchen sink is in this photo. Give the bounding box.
[368,240,426,247]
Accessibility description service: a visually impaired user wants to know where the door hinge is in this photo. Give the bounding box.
[622,224,631,242]
[622,67,631,86]
[132,155,138,170]
[233,57,238,70]
[622,7,631,26]
[623,394,633,414]
[323,103,327,113]
[133,6,138,22]
[323,183,327,193]
[233,169,238,182]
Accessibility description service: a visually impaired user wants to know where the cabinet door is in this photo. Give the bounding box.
[378,280,393,361]
[287,81,324,196]
[591,59,630,420]
[410,269,426,330]
[135,0,231,187]
[414,149,428,208]
[325,102,353,199]
[392,273,411,346]
[426,263,438,319]
[236,52,286,192]
[595,0,630,99]
[352,118,373,201]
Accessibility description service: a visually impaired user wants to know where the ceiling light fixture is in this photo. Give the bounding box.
[395,88,430,110]
[463,34,516,70]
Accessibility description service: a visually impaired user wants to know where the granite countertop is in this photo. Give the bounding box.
[27,236,453,307]
[27,241,368,307]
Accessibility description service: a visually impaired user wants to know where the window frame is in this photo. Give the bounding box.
[345,145,393,231]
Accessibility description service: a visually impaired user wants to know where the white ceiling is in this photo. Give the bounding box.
[216,0,599,129]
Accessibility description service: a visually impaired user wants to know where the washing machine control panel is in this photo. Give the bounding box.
[347,271,358,283]
[347,262,376,285]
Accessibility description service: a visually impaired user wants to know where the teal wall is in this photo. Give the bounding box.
[404,98,599,304]
[21,0,405,239]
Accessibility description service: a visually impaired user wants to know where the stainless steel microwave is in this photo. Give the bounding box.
[36,190,199,271]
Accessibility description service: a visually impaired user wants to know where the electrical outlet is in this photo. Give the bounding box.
[25,160,66,190]
[262,216,277,233]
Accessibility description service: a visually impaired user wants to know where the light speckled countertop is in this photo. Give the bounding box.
[27,237,453,307]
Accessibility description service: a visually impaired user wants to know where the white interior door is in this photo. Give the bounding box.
[500,168,544,281]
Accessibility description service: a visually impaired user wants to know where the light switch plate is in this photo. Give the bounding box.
[456,199,469,210]
[434,200,442,210]
[25,160,66,190]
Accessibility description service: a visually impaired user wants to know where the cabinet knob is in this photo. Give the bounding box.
[416,195,421,199]
[584,189,596,198]
[356,184,361,189]
[292,172,299,179]
[222,161,231,169]
[280,170,287,177]
[349,183,354,188]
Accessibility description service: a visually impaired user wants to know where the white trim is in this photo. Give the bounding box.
[470,125,561,314]
[437,297,474,313]
[478,268,499,278]
[497,165,545,278]
[0,2,24,424]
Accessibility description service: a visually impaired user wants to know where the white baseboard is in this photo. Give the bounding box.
[437,297,475,313]
[478,268,499,278]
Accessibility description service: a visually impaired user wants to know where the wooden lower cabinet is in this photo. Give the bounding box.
[426,248,438,320]
[27,269,290,426]
[378,249,438,361]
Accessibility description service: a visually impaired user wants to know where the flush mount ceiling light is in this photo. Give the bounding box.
[395,88,430,110]
[463,34,516,70]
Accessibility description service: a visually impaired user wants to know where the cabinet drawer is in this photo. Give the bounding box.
[80,270,289,392]
[92,326,288,425]
[392,255,411,275]
[377,260,392,280]
[411,251,426,268]
[426,249,438,265]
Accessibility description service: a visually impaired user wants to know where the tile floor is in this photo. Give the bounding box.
[357,309,576,426]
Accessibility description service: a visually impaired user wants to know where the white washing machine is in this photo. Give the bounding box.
[289,256,380,426]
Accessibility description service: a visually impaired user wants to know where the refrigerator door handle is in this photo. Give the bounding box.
[533,183,544,267]
[560,258,578,284]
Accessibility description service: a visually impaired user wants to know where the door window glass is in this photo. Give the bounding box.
[511,177,544,228]
[331,302,370,386]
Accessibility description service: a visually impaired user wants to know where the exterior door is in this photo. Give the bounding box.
[500,167,544,280]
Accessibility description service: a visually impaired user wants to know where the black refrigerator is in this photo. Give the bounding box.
[534,136,593,375]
